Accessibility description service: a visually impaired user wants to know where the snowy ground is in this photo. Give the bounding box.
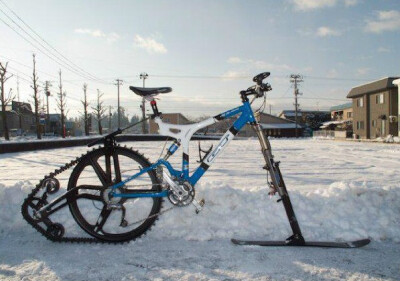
[0,138,399,280]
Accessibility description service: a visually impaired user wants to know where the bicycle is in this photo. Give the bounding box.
[22,72,370,248]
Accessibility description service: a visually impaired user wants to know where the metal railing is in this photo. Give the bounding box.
[313,130,335,138]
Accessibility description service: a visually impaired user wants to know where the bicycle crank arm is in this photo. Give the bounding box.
[193,198,205,214]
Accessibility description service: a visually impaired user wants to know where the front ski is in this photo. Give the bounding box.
[231,238,370,248]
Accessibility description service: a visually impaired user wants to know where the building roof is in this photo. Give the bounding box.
[319,120,348,129]
[10,101,33,113]
[347,77,400,98]
[260,123,302,129]
[279,110,330,117]
[258,112,303,129]
[330,102,352,111]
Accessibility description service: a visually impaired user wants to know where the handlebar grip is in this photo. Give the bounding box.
[253,72,270,84]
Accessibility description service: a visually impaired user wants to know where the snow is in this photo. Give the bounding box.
[1,139,400,280]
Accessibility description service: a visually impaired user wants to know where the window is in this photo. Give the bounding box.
[357,98,363,107]
[357,121,364,130]
[372,120,376,127]
[376,93,384,104]
[347,112,353,118]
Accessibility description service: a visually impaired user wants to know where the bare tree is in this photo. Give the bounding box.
[0,62,14,140]
[92,89,106,135]
[57,70,67,138]
[31,54,41,139]
[81,83,89,136]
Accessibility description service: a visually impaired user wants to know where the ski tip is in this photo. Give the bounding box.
[231,238,244,245]
[349,238,371,248]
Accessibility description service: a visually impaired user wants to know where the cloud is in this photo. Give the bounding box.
[344,0,358,6]
[227,57,244,64]
[316,26,341,37]
[292,0,358,11]
[292,0,336,11]
[296,28,313,36]
[327,69,338,78]
[74,28,120,43]
[365,10,400,33]
[133,35,167,54]
[220,71,249,80]
[357,67,370,76]
[227,57,293,71]
[377,47,390,53]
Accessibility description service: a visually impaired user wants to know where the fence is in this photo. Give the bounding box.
[313,130,347,139]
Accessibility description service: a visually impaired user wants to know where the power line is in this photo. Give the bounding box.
[0,0,107,83]
[0,5,110,84]
[303,75,373,82]
[1,54,58,78]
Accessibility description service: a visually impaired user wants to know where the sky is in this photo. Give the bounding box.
[0,0,399,120]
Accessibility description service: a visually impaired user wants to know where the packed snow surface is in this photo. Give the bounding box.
[1,138,399,280]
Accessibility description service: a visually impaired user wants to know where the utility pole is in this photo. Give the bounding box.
[290,74,303,138]
[109,105,112,133]
[16,75,20,102]
[269,104,272,115]
[31,54,41,140]
[82,83,89,136]
[140,72,148,134]
[17,75,22,132]
[44,81,52,117]
[115,79,123,128]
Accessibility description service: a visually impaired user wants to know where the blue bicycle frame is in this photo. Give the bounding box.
[110,100,257,199]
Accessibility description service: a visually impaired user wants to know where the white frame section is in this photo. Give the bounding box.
[154,116,217,154]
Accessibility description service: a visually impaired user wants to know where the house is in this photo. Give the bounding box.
[48,114,62,135]
[321,102,354,137]
[346,77,399,139]
[0,101,35,135]
[394,79,400,136]
[279,110,330,130]
[149,113,191,134]
[330,102,353,121]
[242,112,304,138]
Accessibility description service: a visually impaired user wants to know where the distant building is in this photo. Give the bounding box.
[278,110,330,130]
[393,79,400,136]
[330,102,353,121]
[149,113,191,134]
[0,101,35,135]
[346,77,399,139]
[48,114,62,135]
[243,112,304,138]
[47,114,82,136]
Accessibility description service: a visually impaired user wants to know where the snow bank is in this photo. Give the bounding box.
[1,180,399,243]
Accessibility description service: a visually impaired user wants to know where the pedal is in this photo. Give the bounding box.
[192,198,205,214]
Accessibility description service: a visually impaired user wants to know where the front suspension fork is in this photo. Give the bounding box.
[253,123,305,245]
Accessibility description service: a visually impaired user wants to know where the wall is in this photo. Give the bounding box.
[352,95,367,138]
[369,90,390,138]
[393,79,400,136]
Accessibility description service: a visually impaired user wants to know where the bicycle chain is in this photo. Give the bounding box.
[21,146,173,244]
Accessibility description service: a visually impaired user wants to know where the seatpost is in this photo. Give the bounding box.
[150,99,160,117]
